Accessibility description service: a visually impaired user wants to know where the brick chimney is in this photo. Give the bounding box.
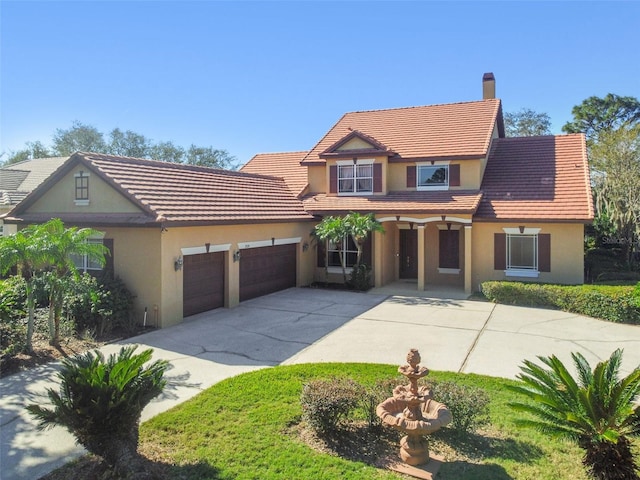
[482,72,495,99]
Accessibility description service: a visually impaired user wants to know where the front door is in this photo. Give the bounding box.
[399,229,418,279]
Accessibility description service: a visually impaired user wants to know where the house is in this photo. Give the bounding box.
[2,73,594,328]
[0,157,68,236]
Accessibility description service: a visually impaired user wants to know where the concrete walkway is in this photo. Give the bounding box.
[2,287,639,479]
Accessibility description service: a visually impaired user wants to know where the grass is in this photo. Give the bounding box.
[44,363,637,479]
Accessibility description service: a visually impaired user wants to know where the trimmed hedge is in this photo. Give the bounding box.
[480,281,640,324]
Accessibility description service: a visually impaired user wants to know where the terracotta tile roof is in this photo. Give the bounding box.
[475,134,594,221]
[302,191,483,216]
[240,151,309,196]
[302,99,502,164]
[1,157,68,205]
[7,152,313,226]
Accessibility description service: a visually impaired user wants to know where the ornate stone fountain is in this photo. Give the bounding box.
[376,349,452,469]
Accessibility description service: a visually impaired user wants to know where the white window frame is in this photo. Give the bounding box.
[326,235,358,273]
[417,162,449,191]
[503,227,540,278]
[70,237,105,273]
[337,159,374,195]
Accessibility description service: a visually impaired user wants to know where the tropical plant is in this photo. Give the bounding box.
[0,227,48,352]
[313,215,350,283]
[509,349,640,480]
[37,218,108,345]
[27,346,169,478]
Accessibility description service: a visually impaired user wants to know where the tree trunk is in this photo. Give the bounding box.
[25,288,35,353]
[583,437,640,480]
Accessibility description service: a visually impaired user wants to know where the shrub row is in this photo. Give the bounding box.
[480,281,640,324]
[300,376,490,436]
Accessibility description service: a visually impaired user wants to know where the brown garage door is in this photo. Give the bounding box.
[183,252,224,317]
[239,244,296,302]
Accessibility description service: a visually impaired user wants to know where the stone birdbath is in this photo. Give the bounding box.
[376,349,452,469]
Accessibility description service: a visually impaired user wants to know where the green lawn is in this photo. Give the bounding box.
[132,363,597,480]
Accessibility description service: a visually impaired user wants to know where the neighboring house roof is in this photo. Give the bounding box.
[6,152,314,226]
[241,151,309,197]
[475,134,594,222]
[0,157,68,206]
[302,191,483,216]
[302,99,504,165]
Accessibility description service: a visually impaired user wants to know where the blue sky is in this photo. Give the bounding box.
[1,1,639,165]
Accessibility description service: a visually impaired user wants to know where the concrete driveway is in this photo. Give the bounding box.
[2,287,640,480]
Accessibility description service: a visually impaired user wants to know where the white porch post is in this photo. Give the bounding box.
[417,225,426,291]
[464,224,472,294]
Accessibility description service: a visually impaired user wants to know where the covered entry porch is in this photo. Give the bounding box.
[372,215,474,294]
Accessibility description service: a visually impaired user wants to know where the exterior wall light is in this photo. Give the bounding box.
[174,256,183,271]
[302,242,309,252]
[233,250,241,262]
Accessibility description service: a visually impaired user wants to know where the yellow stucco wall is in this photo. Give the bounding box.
[471,222,586,290]
[27,166,144,214]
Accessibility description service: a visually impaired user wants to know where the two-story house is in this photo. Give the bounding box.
[3,73,594,328]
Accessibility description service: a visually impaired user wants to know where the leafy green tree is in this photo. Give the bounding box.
[510,349,640,480]
[314,215,350,284]
[504,108,552,137]
[344,212,384,268]
[148,140,185,163]
[2,141,53,166]
[52,121,107,155]
[590,125,640,267]
[0,227,48,352]
[37,218,108,345]
[108,128,150,158]
[27,346,169,478]
[185,144,238,169]
[562,94,640,144]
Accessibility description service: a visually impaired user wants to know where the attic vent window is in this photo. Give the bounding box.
[74,171,90,206]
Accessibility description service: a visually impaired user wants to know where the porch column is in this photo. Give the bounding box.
[374,230,384,287]
[417,225,426,291]
[464,224,472,294]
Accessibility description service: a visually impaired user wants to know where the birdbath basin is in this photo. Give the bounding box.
[376,349,452,466]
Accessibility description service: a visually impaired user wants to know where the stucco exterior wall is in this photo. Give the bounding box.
[27,166,143,214]
[471,222,586,290]
[387,159,483,191]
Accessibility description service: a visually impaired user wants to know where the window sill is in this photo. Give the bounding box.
[416,186,448,191]
[337,191,373,196]
[327,266,354,274]
[438,268,460,275]
[505,269,539,278]
[74,199,90,206]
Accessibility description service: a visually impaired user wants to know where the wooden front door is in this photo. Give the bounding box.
[399,229,418,279]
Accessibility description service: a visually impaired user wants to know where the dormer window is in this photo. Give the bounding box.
[338,159,373,195]
[74,171,89,205]
[417,164,449,190]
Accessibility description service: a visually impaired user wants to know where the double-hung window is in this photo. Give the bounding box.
[417,164,449,190]
[327,236,358,269]
[70,238,104,273]
[338,160,373,194]
[507,234,537,272]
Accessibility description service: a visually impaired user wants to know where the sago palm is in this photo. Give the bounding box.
[509,349,640,480]
[28,346,169,478]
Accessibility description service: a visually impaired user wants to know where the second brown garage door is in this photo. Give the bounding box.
[239,244,296,302]
[183,252,225,317]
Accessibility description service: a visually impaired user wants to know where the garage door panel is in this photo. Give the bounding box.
[239,244,296,302]
[183,252,224,317]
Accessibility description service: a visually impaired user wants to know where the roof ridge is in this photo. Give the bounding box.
[252,150,309,156]
[343,98,499,116]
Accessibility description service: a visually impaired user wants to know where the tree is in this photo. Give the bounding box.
[52,121,107,156]
[562,94,640,144]
[27,346,169,478]
[504,108,552,137]
[0,228,48,352]
[3,141,53,166]
[590,125,640,267]
[148,140,185,163]
[108,128,150,158]
[313,212,384,286]
[37,219,108,345]
[185,144,238,169]
[509,349,640,480]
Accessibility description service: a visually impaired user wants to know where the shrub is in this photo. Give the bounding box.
[360,377,400,429]
[300,377,361,434]
[349,264,372,291]
[424,379,491,433]
[481,281,640,324]
[27,346,169,478]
